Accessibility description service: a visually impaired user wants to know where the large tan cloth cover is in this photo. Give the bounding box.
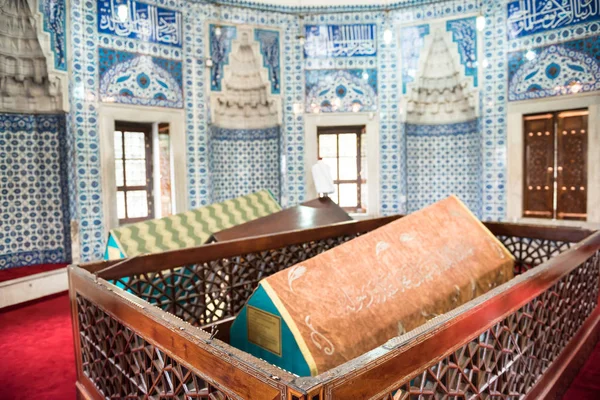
[258,196,514,375]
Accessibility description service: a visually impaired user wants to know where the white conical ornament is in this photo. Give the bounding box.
[213,31,278,130]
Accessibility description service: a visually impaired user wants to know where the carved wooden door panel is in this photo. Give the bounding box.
[523,114,555,218]
[556,110,588,220]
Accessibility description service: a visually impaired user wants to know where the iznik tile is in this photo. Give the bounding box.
[305,69,377,113]
[0,114,71,269]
[508,35,600,101]
[98,47,184,108]
[40,0,67,71]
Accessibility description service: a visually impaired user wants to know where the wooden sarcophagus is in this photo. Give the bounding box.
[230,196,514,376]
[69,207,600,399]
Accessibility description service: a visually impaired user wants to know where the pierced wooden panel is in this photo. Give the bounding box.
[523,114,555,219]
[557,110,588,221]
[112,233,364,326]
[377,251,600,400]
[496,235,573,274]
[112,233,576,327]
[76,295,233,399]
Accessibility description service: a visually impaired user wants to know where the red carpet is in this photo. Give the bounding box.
[0,263,68,283]
[562,339,600,399]
[0,293,76,400]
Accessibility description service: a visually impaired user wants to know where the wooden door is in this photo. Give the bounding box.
[556,110,588,220]
[523,114,555,219]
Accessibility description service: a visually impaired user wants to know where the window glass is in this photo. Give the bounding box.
[318,134,337,158]
[114,122,154,225]
[126,191,149,218]
[317,126,366,213]
[125,159,147,186]
[339,184,358,207]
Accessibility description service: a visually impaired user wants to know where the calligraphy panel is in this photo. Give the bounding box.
[507,0,600,39]
[304,24,377,58]
[97,0,182,48]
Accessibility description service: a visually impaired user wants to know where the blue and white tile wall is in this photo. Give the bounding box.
[305,69,378,113]
[506,0,600,104]
[69,0,305,260]
[392,0,480,217]
[303,23,379,113]
[70,0,187,261]
[406,121,482,214]
[62,0,600,261]
[0,114,71,269]
[399,14,482,217]
[198,9,305,210]
[207,23,283,202]
[210,127,281,202]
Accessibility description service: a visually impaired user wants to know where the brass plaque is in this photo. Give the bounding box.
[247,306,282,356]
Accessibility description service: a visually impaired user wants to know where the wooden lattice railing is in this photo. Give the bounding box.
[109,232,365,326]
[69,217,599,400]
[358,251,600,399]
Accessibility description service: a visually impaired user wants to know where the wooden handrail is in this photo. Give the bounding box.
[82,215,595,281]
[85,216,400,279]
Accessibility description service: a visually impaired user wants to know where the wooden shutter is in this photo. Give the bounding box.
[556,110,588,220]
[523,114,555,218]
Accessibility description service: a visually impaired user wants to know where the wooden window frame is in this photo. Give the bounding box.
[115,121,155,225]
[317,125,366,213]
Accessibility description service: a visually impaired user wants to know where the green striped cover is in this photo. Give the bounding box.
[104,190,281,260]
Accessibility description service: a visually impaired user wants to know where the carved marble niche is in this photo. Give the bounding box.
[0,0,67,113]
[210,27,280,130]
[402,28,477,125]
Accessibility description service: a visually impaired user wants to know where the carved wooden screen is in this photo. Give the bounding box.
[523,114,554,218]
[523,109,588,221]
[556,110,588,220]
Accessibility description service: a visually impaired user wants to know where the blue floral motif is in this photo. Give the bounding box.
[305,69,377,113]
[209,24,237,92]
[98,48,183,108]
[40,0,67,71]
[446,17,478,87]
[508,35,600,101]
[255,29,281,95]
[400,24,430,94]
